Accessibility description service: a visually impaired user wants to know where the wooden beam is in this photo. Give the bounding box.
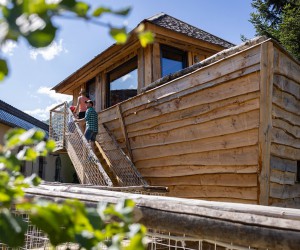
[25,183,300,250]
[258,41,274,205]
[137,48,145,93]
[117,104,133,160]
[94,75,101,112]
[144,22,228,52]
[152,42,161,81]
[144,44,153,86]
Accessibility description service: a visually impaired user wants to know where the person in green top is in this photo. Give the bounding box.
[75,100,98,153]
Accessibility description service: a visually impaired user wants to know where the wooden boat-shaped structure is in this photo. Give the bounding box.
[50,13,300,208]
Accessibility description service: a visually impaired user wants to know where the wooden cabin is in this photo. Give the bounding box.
[52,13,234,109]
[50,13,300,208]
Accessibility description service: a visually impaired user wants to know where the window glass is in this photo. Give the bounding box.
[86,78,96,102]
[107,57,137,107]
[161,45,187,77]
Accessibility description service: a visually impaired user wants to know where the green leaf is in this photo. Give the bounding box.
[0,154,21,171]
[24,174,41,186]
[25,22,57,47]
[30,202,75,246]
[32,130,45,141]
[46,140,56,152]
[138,31,154,47]
[113,7,131,16]
[4,128,26,149]
[60,0,77,9]
[75,231,97,250]
[92,6,131,17]
[0,209,27,247]
[25,0,48,15]
[74,2,89,17]
[92,7,111,17]
[0,59,9,81]
[86,207,104,230]
[18,147,37,161]
[109,27,128,44]
[0,192,11,203]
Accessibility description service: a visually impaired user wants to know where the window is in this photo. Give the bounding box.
[86,78,96,102]
[38,157,44,179]
[161,45,187,77]
[107,57,138,107]
[55,157,61,182]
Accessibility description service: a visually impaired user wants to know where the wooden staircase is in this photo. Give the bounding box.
[49,102,148,187]
[95,124,148,187]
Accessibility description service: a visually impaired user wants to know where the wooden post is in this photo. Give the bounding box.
[63,102,67,148]
[137,48,145,93]
[144,44,153,86]
[95,75,101,112]
[187,51,193,66]
[117,104,133,161]
[152,42,161,81]
[49,111,53,139]
[258,41,274,205]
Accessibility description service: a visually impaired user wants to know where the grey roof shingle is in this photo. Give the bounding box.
[147,13,235,49]
[0,99,49,138]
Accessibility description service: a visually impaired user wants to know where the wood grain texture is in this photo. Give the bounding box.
[258,41,274,205]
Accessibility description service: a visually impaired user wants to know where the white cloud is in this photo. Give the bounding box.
[37,86,72,103]
[25,108,49,121]
[1,40,17,56]
[129,84,135,89]
[25,86,72,121]
[122,73,132,82]
[30,39,67,61]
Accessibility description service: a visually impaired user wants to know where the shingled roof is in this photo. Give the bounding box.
[0,99,49,138]
[146,13,235,49]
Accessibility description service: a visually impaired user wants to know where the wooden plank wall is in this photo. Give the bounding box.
[99,44,263,203]
[269,46,300,208]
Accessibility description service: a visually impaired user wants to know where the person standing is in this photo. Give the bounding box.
[75,100,98,153]
[74,88,89,132]
[68,105,77,133]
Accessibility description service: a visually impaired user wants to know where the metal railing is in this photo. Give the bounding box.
[49,102,112,186]
[49,102,148,187]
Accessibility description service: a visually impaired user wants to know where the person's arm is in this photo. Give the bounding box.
[75,109,88,123]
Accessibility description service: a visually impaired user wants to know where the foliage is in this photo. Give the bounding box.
[250,0,300,60]
[0,128,146,249]
[0,0,154,81]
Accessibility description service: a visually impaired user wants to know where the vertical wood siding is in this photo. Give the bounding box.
[269,46,300,208]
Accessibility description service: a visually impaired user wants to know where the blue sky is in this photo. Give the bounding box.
[0,0,256,121]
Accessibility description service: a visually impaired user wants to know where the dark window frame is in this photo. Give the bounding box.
[160,45,187,77]
[86,77,96,100]
[55,156,61,182]
[38,157,44,179]
[106,57,138,108]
